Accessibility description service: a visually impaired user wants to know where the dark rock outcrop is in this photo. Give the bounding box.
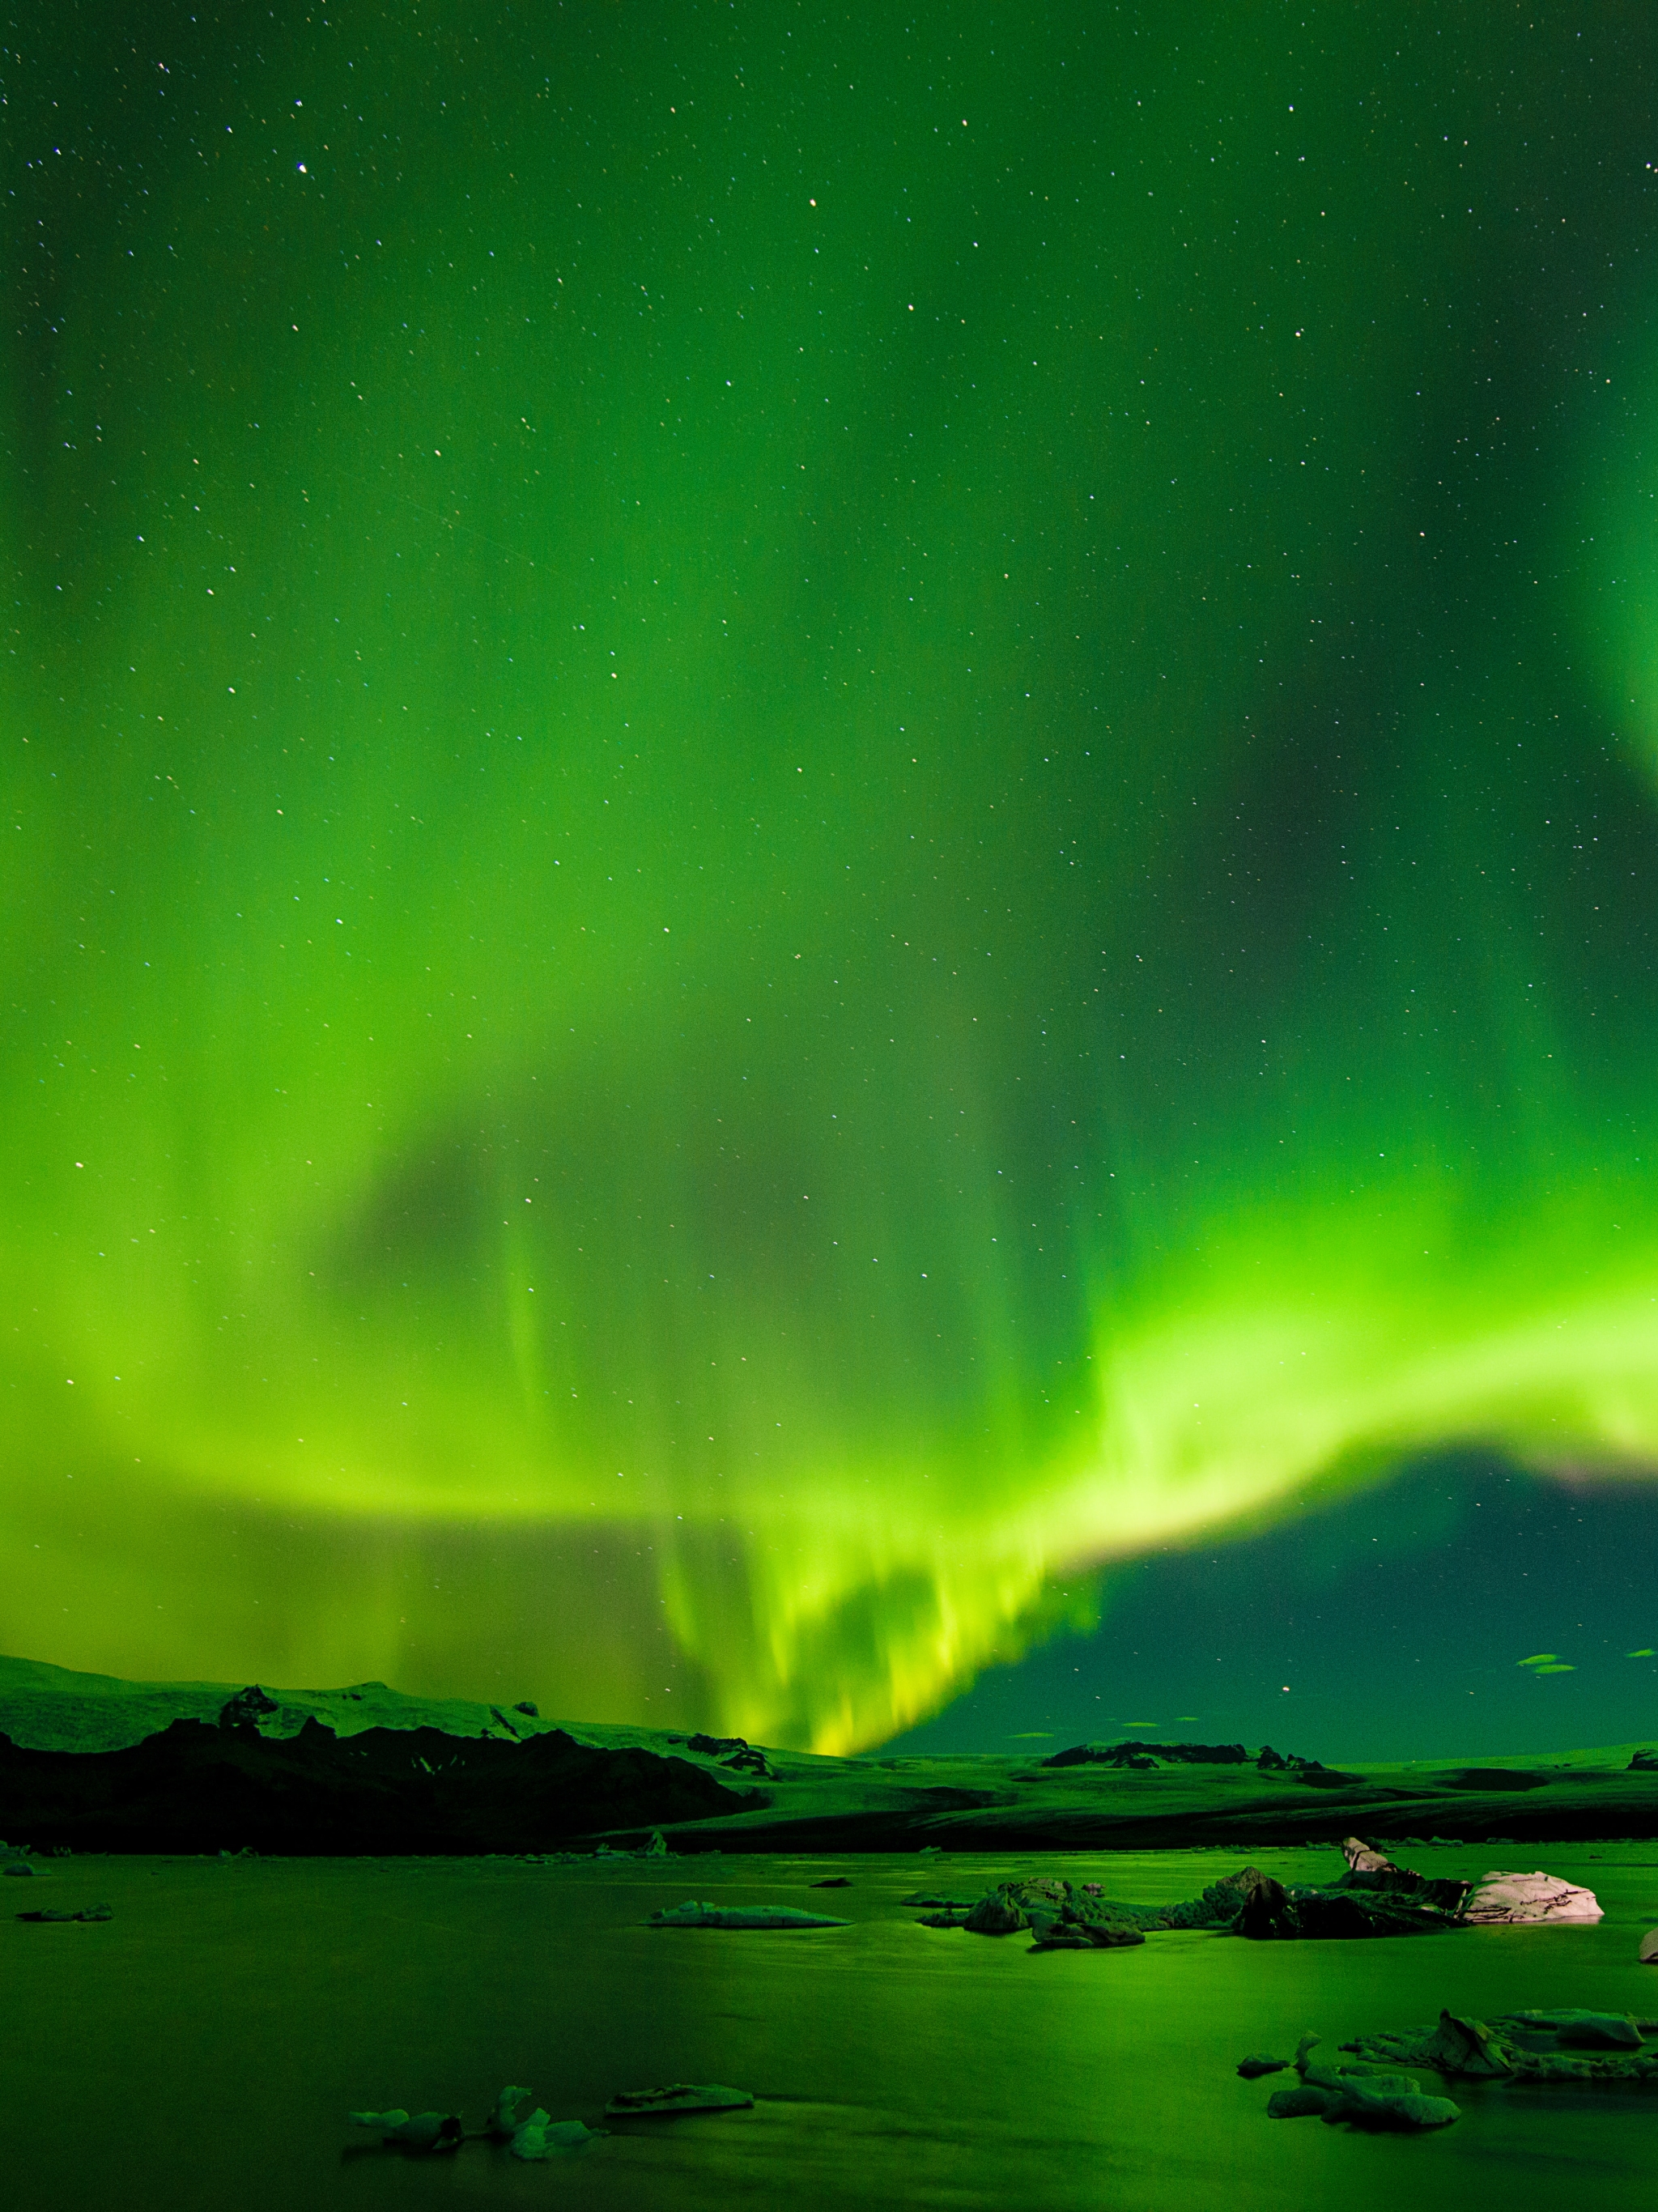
[1230,1850,1469,1938]
[1237,1878,1461,1939]
[1257,1746,1359,1786]
[1044,1740,1249,1769]
[0,1717,759,1854]
[1332,1848,1471,1917]
[686,1732,776,1780]
[721,1747,776,1778]
[217,1684,279,1729]
[1158,1865,1281,1929]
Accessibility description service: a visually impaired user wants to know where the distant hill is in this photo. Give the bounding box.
[3,1655,1658,1853]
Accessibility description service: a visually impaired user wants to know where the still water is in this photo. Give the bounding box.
[5,1844,1656,2210]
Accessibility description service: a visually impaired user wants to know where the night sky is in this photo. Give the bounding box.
[6,5,1658,1755]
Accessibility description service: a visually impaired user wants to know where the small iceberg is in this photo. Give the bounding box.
[606,2082,755,2116]
[647,1899,848,1929]
[508,2116,608,2160]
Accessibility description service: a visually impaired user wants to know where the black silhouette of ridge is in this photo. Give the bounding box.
[0,1716,759,1854]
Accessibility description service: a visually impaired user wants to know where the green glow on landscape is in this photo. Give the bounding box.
[6,6,1658,1747]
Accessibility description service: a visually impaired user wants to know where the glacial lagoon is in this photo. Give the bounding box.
[6,1843,1657,2210]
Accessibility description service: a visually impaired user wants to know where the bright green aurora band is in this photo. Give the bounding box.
[6,6,1658,1750]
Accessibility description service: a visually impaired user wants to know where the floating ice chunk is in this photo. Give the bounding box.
[1463,1871,1601,1924]
[512,2119,608,2158]
[487,2087,538,2139]
[347,2109,462,2150]
[647,1899,847,1929]
[606,2083,754,2116]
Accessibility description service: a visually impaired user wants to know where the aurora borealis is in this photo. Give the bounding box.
[7,3,1658,1753]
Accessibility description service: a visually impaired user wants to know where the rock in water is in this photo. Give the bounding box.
[1639,1927,1658,1963]
[963,1892,1029,1935]
[606,2084,755,2116]
[647,1899,848,1929]
[1237,2055,1291,2078]
[1234,1854,1467,1938]
[962,1875,1144,1946]
[1462,1870,1602,1924]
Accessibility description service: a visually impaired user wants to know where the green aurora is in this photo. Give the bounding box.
[6,4,1658,1749]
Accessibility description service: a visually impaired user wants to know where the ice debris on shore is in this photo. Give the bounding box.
[507,2117,608,2159]
[348,2110,465,2152]
[348,2087,609,2158]
[485,2087,585,2159]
